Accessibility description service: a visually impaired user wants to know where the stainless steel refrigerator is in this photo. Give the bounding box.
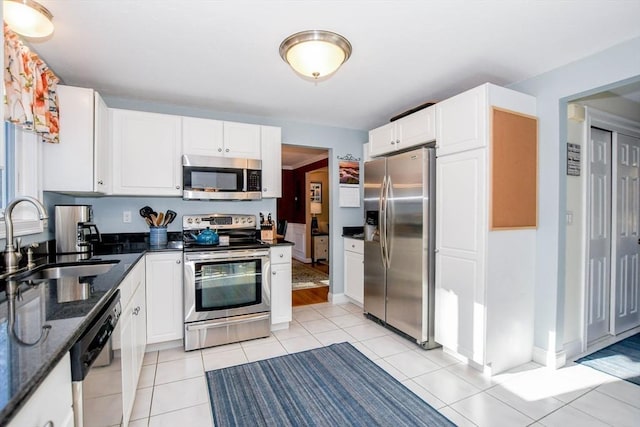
[363,146,438,349]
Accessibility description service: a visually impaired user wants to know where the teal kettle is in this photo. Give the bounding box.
[190,227,219,245]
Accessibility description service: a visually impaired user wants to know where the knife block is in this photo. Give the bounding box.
[260,224,275,241]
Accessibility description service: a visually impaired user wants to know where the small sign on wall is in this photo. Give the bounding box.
[567,143,581,176]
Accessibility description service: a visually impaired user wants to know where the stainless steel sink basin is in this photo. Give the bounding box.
[18,260,119,282]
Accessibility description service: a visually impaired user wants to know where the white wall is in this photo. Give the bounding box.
[564,111,586,349]
[509,36,640,365]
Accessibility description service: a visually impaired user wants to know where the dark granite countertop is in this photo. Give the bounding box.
[342,234,364,240]
[263,238,295,247]
[0,252,144,426]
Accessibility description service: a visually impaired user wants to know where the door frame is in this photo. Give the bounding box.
[582,107,640,352]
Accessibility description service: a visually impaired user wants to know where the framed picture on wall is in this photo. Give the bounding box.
[310,182,322,203]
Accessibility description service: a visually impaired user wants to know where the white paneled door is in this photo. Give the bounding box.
[587,127,612,343]
[613,133,640,334]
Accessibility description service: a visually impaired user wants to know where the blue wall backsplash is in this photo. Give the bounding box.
[68,196,278,234]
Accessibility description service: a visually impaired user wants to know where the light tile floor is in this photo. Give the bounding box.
[126,302,640,426]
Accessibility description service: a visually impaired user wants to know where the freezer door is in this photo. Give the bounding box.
[385,148,429,340]
[363,158,386,321]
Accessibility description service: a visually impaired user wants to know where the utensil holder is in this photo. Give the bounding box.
[150,226,168,246]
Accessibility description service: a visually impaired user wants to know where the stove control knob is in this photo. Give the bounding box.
[241,218,246,224]
[195,218,201,223]
[247,217,254,224]
[187,218,193,224]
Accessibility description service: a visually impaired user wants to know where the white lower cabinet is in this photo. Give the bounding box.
[270,246,292,326]
[8,353,74,427]
[113,259,146,427]
[343,238,364,305]
[145,251,184,344]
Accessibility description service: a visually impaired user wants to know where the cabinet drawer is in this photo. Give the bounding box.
[344,238,363,254]
[270,246,292,265]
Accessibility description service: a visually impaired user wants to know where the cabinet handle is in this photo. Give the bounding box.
[175,185,180,189]
[218,148,223,152]
[272,271,277,275]
[351,244,355,248]
[396,139,400,145]
[133,306,141,316]
[176,259,181,264]
[263,188,267,192]
[43,422,54,427]
[225,148,230,152]
[279,253,284,258]
[390,140,395,145]
[97,180,104,185]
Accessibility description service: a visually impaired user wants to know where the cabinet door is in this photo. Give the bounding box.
[146,252,184,344]
[120,304,135,427]
[223,121,261,158]
[396,106,436,149]
[182,116,224,156]
[260,126,282,198]
[436,85,487,156]
[344,249,364,305]
[111,109,182,195]
[271,262,292,324]
[368,122,396,157]
[43,85,96,192]
[94,92,112,193]
[434,148,486,363]
[7,353,73,427]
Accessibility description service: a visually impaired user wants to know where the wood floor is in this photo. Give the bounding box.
[292,261,329,307]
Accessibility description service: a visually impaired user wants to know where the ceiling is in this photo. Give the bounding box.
[281,146,328,169]
[24,1,640,131]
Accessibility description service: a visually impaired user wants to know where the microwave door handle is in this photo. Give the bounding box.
[242,169,247,192]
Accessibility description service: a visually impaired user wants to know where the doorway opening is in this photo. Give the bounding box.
[564,80,640,357]
[280,144,330,306]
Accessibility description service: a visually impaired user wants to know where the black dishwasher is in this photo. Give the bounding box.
[69,290,121,427]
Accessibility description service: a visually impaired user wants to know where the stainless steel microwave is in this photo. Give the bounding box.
[182,155,262,200]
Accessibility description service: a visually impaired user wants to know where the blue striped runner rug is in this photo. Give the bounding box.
[206,342,456,426]
[576,333,640,386]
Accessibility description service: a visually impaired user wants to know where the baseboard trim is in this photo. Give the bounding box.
[533,346,566,369]
[330,292,348,304]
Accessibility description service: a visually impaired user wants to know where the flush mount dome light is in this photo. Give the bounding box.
[279,30,352,81]
[3,0,54,38]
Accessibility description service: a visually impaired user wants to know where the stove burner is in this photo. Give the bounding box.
[182,213,264,251]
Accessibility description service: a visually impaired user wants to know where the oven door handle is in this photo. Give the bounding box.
[185,313,270,331]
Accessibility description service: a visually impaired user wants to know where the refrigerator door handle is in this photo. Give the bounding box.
[384,175,392,268]
[379,175,387,268]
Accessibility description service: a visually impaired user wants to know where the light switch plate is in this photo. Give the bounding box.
[123,211,132,223]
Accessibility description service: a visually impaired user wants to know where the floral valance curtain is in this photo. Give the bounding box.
[3,24,60,143]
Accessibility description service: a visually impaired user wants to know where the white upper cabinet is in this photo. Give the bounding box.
[223,121,261,158]
[260,125,282,198]
[182,116,223,156]
[182,117,261,159]
[435,85,486,156]
[43,85,111,193]
[110,108,182,196]
[369,106,435,157]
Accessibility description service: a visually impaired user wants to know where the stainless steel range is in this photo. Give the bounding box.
[182,213,271,351]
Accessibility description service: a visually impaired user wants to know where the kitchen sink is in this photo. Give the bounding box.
[17,260,119,282]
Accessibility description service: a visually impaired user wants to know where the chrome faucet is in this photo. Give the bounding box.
[3,196,48,274]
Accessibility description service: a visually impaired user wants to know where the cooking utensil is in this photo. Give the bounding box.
[150,213,158,226]
[157,212,164,226]
[164,210,177,225]
[140,206,153,218]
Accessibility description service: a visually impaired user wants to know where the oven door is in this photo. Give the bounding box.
[184,249,270,323]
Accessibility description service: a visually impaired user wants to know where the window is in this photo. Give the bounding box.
[0,123,45,239]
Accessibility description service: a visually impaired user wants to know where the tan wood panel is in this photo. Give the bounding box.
[490,107,538,229]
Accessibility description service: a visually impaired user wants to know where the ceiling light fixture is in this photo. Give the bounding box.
[279,30,352,81]
[3,0,54,38]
